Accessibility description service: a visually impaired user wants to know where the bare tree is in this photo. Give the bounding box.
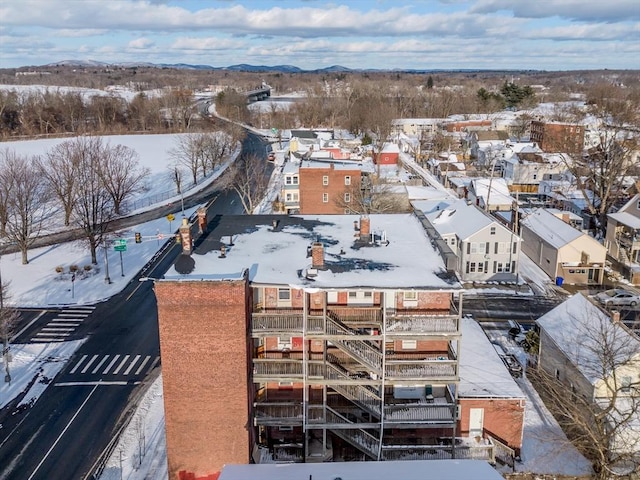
[98,143,150,215]
[335,174,410,214]
[169,134,202,186]
[222,154,270,214]
[1,151,52,264]
[533,309,640,478]
[1,279,19,383]
[167,164,184,195]
[559,85,639,235]
[40,140,81,226]
[68,137,117,264]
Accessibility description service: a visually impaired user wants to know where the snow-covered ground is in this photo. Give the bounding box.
[1,130,592,479]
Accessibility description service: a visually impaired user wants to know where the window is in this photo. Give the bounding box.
[277,336,292,349]
[402,340,417,350]
[278,425,294,431]
[450,237,456,246]
[490,226,496,235]
[344,192,351,203]
[285,176,292,185]
[403,291,418,301]
[469,262,476,273]
[477,262,484,273]
[322,175,329,186]
[278,288,291,301]
[470,242,486,254]
[292,175,298,185]
[345,175,351,185]
[293,193,299,201]
[622,376,632,393]
[322,193,329,203]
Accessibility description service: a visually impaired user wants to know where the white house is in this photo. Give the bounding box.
[605,193,640,285]
[467,178,514,212]
[415,198,521,283]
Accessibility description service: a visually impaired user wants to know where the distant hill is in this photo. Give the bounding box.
[35,59,538,74]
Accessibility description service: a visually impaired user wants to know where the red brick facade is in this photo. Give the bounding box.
[298,164,361,214]
[530,121,584,154]
[458,398,524,453]
[445,120,492,132]
[155,278,252,479]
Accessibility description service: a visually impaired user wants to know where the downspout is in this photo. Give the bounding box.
[377,290,387,461]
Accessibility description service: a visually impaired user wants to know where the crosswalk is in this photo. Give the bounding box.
[32,306,96,343]
[68,353,160,378]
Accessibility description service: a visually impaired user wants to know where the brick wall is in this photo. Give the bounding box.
[458,398,525,452]
[299,164,361,214]
[155,278,252,479]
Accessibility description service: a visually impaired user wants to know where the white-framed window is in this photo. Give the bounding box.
[477,262,484,273]
[345,175,351,185]
[286,193,292,201]
[344,192,351,203]
[403,291,418,301]
[401,339,417,350]
[322,175,329,186]
[322,193,329,203]
[347,290,373,305]
[292,193,299,201]
[470,242,486,254]
[490,226,496,235]
[285,176,293,185]
[292,175,298,185]
[277,336,292,349]
[469,262,476,273]
[277,288,291,306]
[450,237,456,246]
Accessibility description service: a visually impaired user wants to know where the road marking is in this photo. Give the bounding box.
[32,338,65,343]
[56,381,139,387]
[11,310,47,342]
[70,355,88,374]
[102,354,120,374]
[48,321,82,326]
[112,355,130,375]
[81,355,99,374]
[92,355,110,374]
[123,355,141,375]
[41,327,75,332]
[27,383,100,480]
[36,331,70,337]
[134,356,151,375]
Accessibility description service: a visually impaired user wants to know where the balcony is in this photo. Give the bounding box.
[385,358,458,382]
[382,437,495,462]
[253,359,303,380]
[385,311,459,336]
[384,400,456,426]
[253,402,303,426]
[251,311,323,336]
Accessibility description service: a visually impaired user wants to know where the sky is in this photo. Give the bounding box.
[1,0,638,71]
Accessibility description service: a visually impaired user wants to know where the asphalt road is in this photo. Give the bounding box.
[0,129,263,480]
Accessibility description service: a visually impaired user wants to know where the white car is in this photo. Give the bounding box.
[594,288,640,307]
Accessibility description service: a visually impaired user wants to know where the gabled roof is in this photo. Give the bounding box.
[416,198,506,241]
[468,178,514,206]
[537,294,639,385]
[520,208,583,248]
[609,193,640,229]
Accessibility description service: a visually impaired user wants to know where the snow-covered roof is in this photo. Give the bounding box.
[164,214,460,290]
[520,208,582,248]
[546,208,583,222]
[405,185,452,201]
[218,459,504,480]
[415,198,505,241]
[537,294,639,385]
[458,316,524,398]
[381,142,400,153]
[299,159,363,171]
[469,178,514,206]
[609,211,640,230]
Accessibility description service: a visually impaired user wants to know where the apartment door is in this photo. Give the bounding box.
[469,408,484,438]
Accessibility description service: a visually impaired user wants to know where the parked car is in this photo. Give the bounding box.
[594,288,640,307]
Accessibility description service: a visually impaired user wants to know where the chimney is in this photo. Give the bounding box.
[561,213,570,223]
[197,207,207,234]
[359,215,371,241]
[311,242,324,269]
[611,310,620,323]
[179,217,192,254]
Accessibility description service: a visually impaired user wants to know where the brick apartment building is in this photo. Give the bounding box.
[153,214,524,479]
[298,161,363,214]
[530,120,585,154]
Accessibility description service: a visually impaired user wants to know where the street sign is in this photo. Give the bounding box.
[114,239,127,252]
[167,214,175,222]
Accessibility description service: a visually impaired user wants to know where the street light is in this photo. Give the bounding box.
[1,254,10,383]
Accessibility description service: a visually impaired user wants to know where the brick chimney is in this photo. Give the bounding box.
[360,215,371,241]
[311,242,324,269]
[611,310,620,323]
[197,207,207,234]
[561,213,570,224]
[179,217,192,254]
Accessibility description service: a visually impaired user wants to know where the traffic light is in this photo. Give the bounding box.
[135,232,142,243]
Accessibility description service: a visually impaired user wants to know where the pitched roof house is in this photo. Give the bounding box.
[519,208,607,285]
[606,193,640,285]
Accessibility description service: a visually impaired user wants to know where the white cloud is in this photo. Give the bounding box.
[128,37,155,49]
[470,0,640,22]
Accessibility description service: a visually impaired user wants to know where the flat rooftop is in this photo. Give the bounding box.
[164,214,460,290]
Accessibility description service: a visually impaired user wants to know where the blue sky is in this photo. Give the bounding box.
[1,0,638,70]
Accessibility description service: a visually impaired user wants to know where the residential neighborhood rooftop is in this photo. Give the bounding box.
[164,214,460,289]
[520,208,584,249]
